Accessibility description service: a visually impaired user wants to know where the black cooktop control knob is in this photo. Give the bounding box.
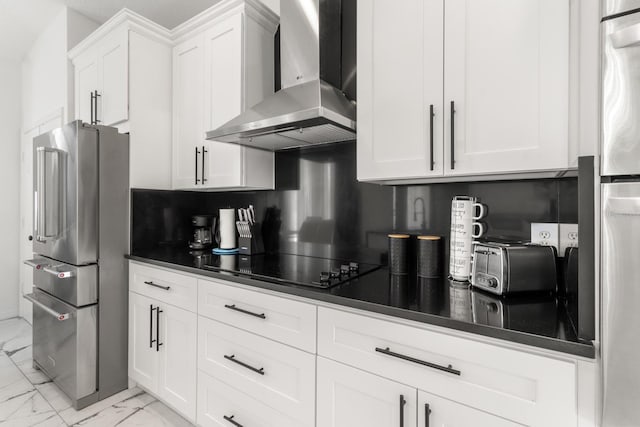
[487,278,498,288]
[320,271,331,282]
[349,262,359,272]
[340,265,350,275]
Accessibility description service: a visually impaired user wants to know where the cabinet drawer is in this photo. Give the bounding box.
[198,278,316,352]
[318,307,576,426]
[198,317,315,425]
[197,370,309,427]
[129,262,197,312]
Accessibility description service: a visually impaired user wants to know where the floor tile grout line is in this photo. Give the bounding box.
[2,339,72,426]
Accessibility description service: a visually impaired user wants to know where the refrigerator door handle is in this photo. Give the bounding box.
[611,23,640,49]
[35,147,64,242]
[606,197,640,215]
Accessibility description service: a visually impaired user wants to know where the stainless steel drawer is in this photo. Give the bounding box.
[26,289,97,401]
[25,257,97,306]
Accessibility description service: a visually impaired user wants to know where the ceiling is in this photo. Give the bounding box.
[0,0,279,62]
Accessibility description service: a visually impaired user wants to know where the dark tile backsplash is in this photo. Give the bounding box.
[131,141,578,265]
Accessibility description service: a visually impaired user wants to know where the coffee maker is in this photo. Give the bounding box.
[189,215,216,250]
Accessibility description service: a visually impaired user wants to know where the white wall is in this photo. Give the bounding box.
[0,61,21,320]
[21,8,98,130]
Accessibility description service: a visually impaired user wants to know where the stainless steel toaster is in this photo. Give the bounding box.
[471,242,557,295]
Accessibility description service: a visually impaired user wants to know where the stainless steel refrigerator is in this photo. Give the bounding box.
[23,121,129,409]
[602,1,640,424]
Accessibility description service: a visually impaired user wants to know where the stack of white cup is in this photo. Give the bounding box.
[449,196,486,282]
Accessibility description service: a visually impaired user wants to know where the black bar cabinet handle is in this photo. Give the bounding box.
[450,101,455,170]
[202,145,207,183]
[429,104,435,171]
[224,354,265,375]
[223,415,243,427]
[399,394,406,427]
[94,90,101,123]
[224,304,266,319]
[144,280,170,291]
[149,304,156,348]
[425,403,431,427]
[195,147,201,184]
[156,308,163,352]
[90,92,95,125]
[375,347,461,376]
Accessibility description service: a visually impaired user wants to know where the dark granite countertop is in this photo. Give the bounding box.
[127,247,595,358]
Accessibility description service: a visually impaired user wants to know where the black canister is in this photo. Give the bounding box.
[388,234,411,275]
[417,235,442,278]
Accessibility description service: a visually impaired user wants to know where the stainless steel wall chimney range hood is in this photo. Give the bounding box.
[205,0,356,150]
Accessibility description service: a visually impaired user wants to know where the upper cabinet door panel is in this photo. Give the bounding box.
[98,29,129,126]
[74,54,99,124]
[357,0,444,181]
[203,13,244,188]
[444,0,569,175]
[172,36,204,190]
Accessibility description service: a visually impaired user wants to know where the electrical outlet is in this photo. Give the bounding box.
[559,223,578,257]
[530,223,559,253]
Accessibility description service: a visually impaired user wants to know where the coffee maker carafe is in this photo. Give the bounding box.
[189,215,216,249]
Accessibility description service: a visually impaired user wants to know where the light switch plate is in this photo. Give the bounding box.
[559,223,578,257]
[531,223,559,253]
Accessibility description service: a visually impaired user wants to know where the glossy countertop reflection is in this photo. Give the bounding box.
[127,247,594,358]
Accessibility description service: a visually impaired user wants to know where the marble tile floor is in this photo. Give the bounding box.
[0,317,193,426]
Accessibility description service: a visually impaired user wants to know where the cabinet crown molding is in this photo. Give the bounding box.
[69,0,278,60]
[171,0,278,43]
[68,8,173,60]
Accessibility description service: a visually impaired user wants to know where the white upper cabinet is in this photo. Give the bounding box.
[72,27,129,127]
[69,10,173,189]
[171,3,278,191]
[357,0,444,181]
[443,0,569,176]
[172,35,205,190]
[357,0,571,182]
[97,29,129,126]
[74,54,99,125]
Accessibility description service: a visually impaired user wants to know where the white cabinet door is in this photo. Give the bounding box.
[128,292,158,392]
[202,13,244,188]
[157,303,197,421]
[74,53,99,124]
[317,357,417,427]
[443,0,569,176]
[357,0,444,181]
[172,35,204,189]
[98,29,129,126]
[418,391,521,427]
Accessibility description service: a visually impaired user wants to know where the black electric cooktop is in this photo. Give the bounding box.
[203,253,381,288]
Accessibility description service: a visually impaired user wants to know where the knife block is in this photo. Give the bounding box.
[238,222,264,255]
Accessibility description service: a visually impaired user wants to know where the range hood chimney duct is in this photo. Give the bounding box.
[205,0,357,151]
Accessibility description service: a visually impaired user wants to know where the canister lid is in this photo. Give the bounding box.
[388,234,411,239]
[417,235,441,240]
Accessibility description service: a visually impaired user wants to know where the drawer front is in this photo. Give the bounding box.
[198,278,316,352]
[198,317,315,425]
[317,307,576,426]
[27,257,97,306]
[129,262,197,311]
[197,371,310,427]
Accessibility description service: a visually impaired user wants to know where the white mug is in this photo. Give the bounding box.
[449,196,486,281]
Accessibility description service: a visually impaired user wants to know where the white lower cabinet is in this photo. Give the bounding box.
[128,262,591,426]
[317,357,417,427]
[418,391,520,427]
[197,316,315,426]
[128,291,197,422]
[197,371,304,427]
